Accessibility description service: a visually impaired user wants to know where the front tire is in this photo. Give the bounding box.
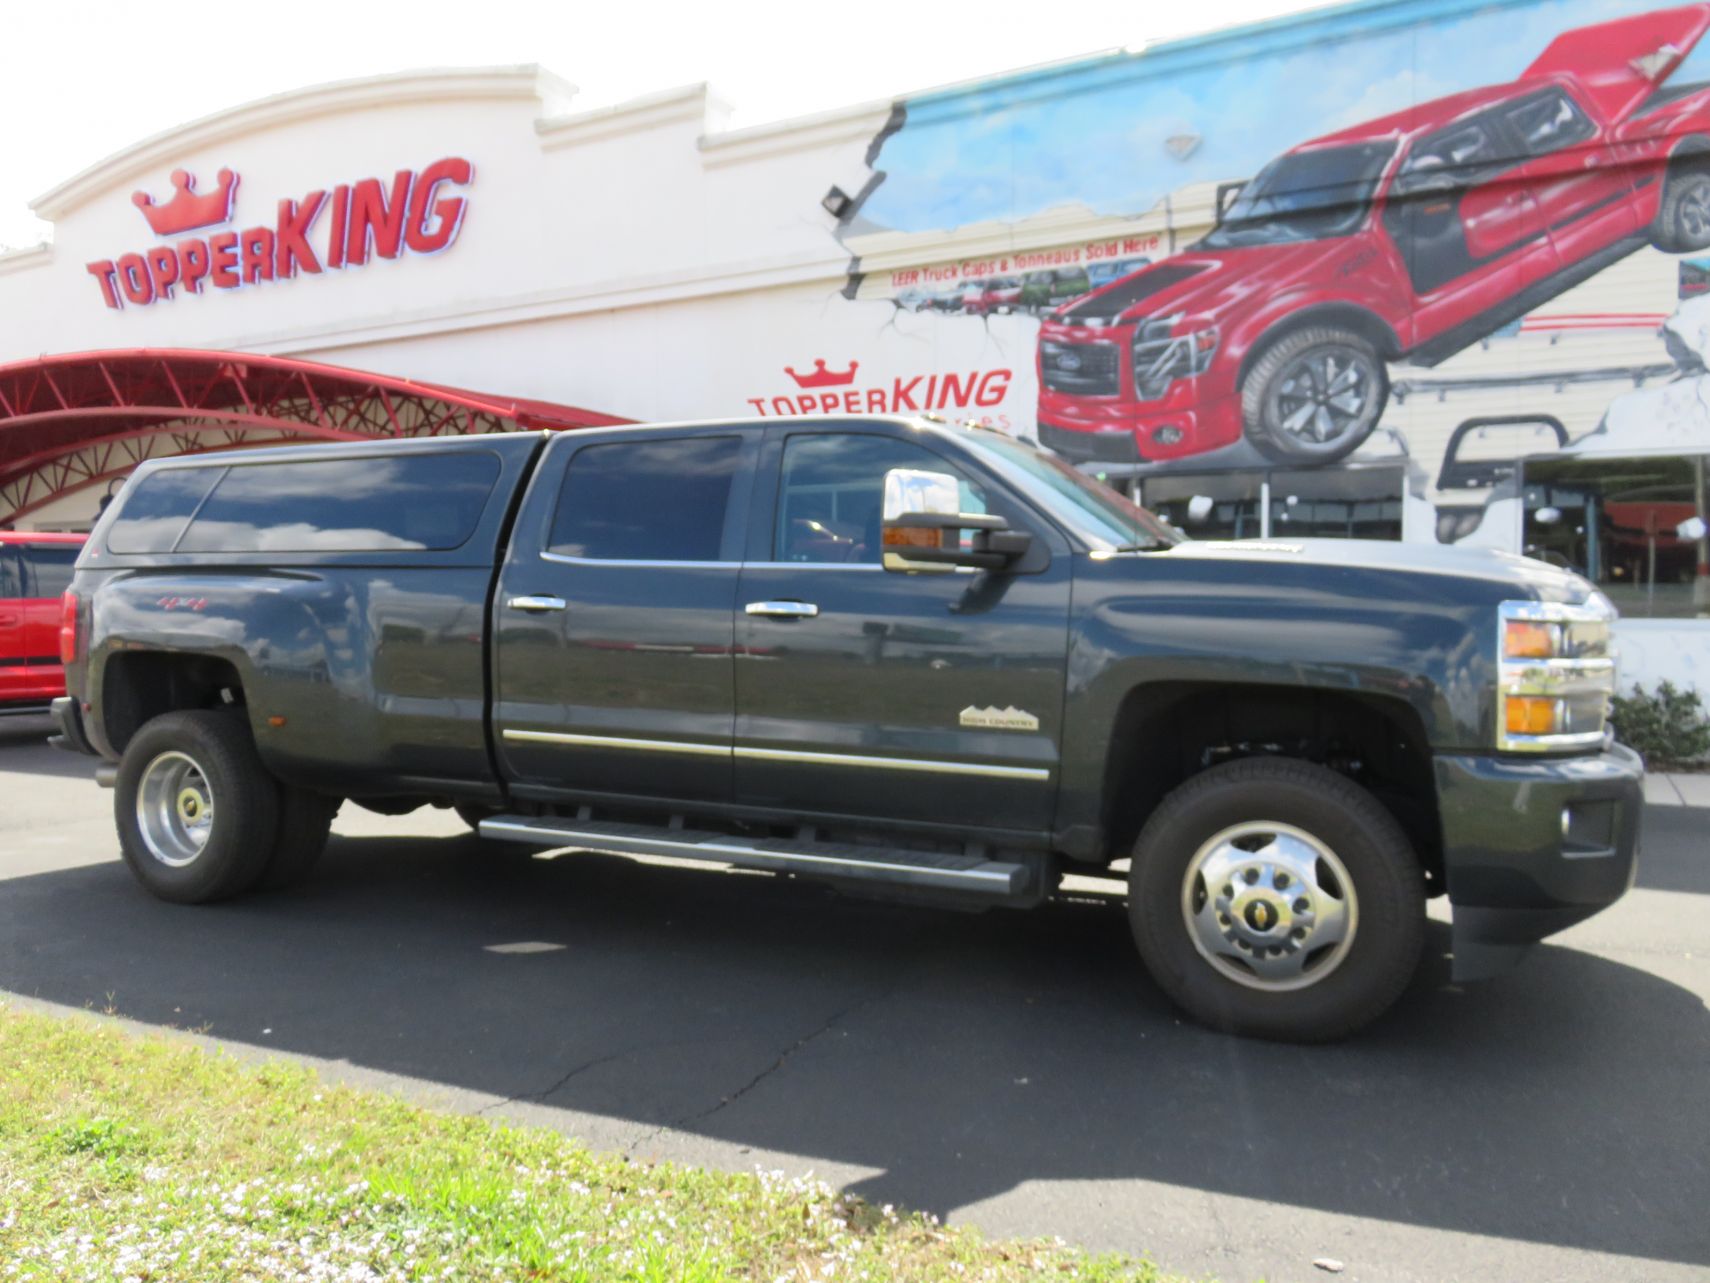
[1654,165,1710,252]
[1241,326,1387,465]
[115,711,279,904]
[1128,758,1424,1042]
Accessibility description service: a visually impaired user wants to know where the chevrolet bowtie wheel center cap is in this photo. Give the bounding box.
[1181,821,1360,993]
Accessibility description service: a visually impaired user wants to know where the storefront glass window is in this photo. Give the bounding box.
[1269,467,1403,540]
[1521,455,1710,620]
[1138,474,1263,540]
[1137,467,1404,542]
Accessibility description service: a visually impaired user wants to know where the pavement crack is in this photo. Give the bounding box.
[625,983,891,1158]
[477,1048,630,1116]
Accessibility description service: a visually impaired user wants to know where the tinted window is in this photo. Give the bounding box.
[25,545,79,598]
[178,453,500,553]
[775,434,986,564]
[1505,91,1594,158]
[107,467,221,554]
[0,547,21,599]
[1201,143,1394,248]
[548,436,741,561]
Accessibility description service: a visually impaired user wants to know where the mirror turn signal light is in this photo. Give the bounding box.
[882,526,947,550]
[1505,695,1565,737]
[1503,619,1561,659]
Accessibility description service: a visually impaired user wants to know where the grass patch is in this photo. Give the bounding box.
[0,1006,1180,1281]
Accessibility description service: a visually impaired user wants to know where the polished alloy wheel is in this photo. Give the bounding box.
[135,750,216,868]
[1180,820,1358,992]
[1268,348,1377,451]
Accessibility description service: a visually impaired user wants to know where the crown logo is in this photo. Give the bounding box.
[132,168,239,236]
[785,359,859,389]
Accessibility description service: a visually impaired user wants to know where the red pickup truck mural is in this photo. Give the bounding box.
[1035,4,1710,467]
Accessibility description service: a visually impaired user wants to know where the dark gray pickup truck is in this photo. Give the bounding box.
[50,416,1642,1040]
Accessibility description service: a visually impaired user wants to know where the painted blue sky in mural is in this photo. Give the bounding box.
[859,0,1649,234]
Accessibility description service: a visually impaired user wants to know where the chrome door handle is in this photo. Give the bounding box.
[744,600,819,619]
[506,595,567,612]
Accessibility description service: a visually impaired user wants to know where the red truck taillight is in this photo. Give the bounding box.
[59,589,79,666]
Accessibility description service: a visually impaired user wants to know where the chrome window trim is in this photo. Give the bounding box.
[538,551,742,569]
[499,728,1050,780]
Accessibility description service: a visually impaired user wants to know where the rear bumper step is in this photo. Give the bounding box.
[478,815,1030,897]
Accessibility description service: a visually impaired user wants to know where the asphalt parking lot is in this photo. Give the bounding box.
[2,716,1705,1283]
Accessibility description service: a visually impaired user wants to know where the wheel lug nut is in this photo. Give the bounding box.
[1291,927,1307,940]
[1222,884,1234,899]
[1243,869,1259,885]
[1293,897,1309,914]
[1274,873,1290,889]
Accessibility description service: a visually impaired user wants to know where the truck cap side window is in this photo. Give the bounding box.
[774,434,988,564]
[176,453,501,553]
[547,435,741,561]
[105,467,222,555]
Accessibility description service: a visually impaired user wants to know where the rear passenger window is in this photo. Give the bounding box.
[177,453,501,553]
[25,545,78,598]
[547,436,741,561]
[106,468,221,554]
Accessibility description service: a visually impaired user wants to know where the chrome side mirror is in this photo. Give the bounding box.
[880,468,1032,573]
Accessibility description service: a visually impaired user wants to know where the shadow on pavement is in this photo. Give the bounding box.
[0,827,1704,1271]
[1633,805,1709,896]
[0,718,93,779]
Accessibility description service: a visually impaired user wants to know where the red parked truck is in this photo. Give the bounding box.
[0,531,85,716]
[1037,4,1710,467]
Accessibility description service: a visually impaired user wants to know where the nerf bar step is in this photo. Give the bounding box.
[478,815,1029,897]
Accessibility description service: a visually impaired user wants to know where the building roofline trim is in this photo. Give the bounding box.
[535,82,734,150]
[0,243,52,277]
[31,65,576,222]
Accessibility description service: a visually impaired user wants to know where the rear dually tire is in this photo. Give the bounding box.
[115,710,280,904]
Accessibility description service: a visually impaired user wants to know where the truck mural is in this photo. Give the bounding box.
[831,0,1710,625]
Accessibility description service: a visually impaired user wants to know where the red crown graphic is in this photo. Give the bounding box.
[785,359,858,389]
[132,168,239,236]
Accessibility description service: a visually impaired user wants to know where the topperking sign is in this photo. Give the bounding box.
[84,157,473,310]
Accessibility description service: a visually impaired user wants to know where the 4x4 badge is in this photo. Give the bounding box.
[959,705,1040,731]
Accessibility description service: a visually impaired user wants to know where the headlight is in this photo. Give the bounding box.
[1132,314,1219,400]
[1496,599,1616,752]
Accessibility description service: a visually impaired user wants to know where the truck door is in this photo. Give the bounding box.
[1380,108,1557,328]
[0,544,25,703]
[732,426,1071,836]
[1499,88,1639,265]
[492,428,757,806]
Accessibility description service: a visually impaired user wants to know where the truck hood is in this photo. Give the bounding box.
[1153,537,1599,605]
[1056,239,1355,327]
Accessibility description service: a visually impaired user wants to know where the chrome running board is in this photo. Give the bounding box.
[478,815,1030,897]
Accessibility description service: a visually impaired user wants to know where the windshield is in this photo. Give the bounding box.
[1200,143,1394,249]
[954,429,1181,551]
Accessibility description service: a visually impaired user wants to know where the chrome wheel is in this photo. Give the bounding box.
[1268,347,1379,453]
[1180,821,1358,992]
[135,750,216,868]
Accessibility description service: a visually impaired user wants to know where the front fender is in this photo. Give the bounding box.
[1055,551,1500,846]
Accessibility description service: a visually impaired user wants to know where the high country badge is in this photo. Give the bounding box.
[958,705,1040,731]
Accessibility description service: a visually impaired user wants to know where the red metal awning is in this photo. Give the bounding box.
[0,348,630,525]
